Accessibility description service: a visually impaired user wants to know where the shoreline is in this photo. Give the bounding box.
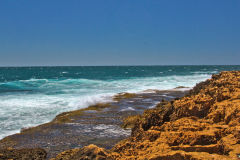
[0,87,189,159]
[0,87,191,140]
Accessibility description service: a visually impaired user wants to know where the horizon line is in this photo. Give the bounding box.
[0,64,240,68]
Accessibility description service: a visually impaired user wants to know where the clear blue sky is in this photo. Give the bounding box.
[0,0,239,66]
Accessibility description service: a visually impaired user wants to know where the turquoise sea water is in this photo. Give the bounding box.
[0,65,240,139]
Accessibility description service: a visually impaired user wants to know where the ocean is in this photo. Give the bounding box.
[0,65,239,139]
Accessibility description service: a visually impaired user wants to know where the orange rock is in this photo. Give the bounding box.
[51,144,111,160]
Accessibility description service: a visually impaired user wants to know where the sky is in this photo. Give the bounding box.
[0,0,239,66]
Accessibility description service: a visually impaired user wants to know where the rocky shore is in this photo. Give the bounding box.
[1,71,240,160]
[0,85,187,159]
[52,71,240,160]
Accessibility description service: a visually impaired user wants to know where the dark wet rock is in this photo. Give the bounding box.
[0,148,47,160]
[174,86,189,89]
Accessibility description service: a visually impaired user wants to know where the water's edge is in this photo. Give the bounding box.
[0,87,189,159]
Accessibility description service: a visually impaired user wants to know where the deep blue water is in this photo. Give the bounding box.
[0,65,239,139]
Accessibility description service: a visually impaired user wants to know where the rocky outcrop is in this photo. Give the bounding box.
[53,71,240,160]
